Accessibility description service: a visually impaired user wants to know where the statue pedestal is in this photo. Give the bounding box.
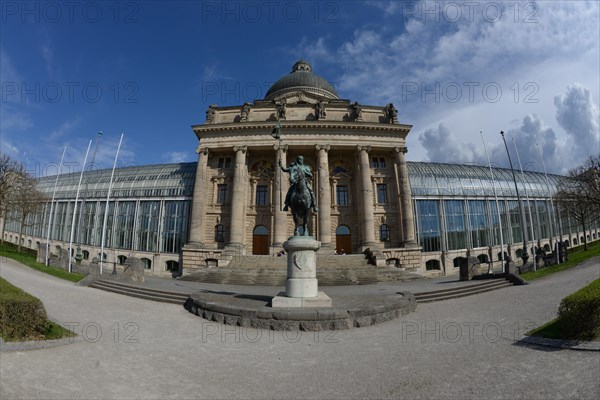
[271,236,332,308]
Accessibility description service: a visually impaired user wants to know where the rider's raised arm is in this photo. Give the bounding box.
[278,159,290,172]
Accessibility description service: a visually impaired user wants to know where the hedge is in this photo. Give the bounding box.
[557,278,600,340]
[0,277,49,341]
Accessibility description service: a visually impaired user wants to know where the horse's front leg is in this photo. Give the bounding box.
[293,214,299,236]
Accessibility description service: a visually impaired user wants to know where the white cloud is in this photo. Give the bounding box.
[162,151,191,163]
[299,1,599,173]
[41,42,54,76]
[554,83,600,160]
[49,119,80,140]
[418,123,479,163]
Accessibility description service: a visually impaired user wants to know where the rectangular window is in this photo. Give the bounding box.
[371,157,386,168]
[336,185,349,206]
[444,200,467,250]
[468,200,489,248]
[218,157,232,168]
[377,184,388,204]
[416,200,441,252]
[114,201,136,250]
[256,185,268,206]
[509,200,523,243]
[215,225,225,242]
[135,201,160,252]
[161,201,189,253]
[217,184,227,204]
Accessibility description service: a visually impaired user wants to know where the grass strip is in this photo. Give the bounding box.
[0,277,75,342]
[0,242,85,283]
[529,278,600,341]
[520,240,600,281]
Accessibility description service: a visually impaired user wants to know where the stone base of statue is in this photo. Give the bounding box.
[271,236,332,308]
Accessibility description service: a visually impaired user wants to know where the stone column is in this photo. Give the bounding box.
[273,144,288,246]
[316,144,332,246]
[357,145,377,248]
[188,146,209,246]
[395,147,418,247]
[227,145,248,253]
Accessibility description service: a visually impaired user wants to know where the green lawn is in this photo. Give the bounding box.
[0,242,85,283]
[0,276,75,342]
[520,240,600,281]
[528,278,600,341]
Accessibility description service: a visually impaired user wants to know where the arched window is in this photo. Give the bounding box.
[543,244,550,252]
[117,255,128,265]
[477,254,489,263]
[497,251,508,261]
[27,239,32,248]
[55,245,62,256]
[141,258,152,269]
[573,238,578,245]
[564,240,570,248]
[386,258,400,267]
[82,250,89,260]
[453,257,466,268]
[166,260,179,272]
[426,259,441,270]
[516,248,523,258]
[379,224,390,242]
[98,252,107,261]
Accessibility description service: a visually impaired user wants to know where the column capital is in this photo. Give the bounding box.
[315,144,331,152]
[394,146,408,154]
[356,145,372,153]
[196,146,209,155]
[233,145,247,154]
[274,143,289,152]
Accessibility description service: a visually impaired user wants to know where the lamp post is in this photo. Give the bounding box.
[500,131,529,265]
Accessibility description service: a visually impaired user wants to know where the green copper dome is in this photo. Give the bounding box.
[264,60,339,101]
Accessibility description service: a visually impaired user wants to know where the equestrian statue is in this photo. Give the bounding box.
[279,155,318,236]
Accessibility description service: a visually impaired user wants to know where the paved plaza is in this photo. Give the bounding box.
[1,257,599,399]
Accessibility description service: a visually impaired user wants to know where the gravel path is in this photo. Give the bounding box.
[1,257,598,399]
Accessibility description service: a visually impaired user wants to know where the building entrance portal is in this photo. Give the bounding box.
[335,225,351,254]
[252,226,269,255]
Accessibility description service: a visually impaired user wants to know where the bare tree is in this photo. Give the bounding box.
[0,154,27,245]
[555,155,600,251]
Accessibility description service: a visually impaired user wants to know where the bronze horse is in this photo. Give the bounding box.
[290,167,312,236]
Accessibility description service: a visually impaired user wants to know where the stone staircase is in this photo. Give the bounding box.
[88,275,515,305]
[413,278,513,303]
[89,280,189,304]
[180,254,421,286]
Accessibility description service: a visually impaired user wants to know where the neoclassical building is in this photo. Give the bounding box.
[4,60,599,279]
[182,60,422,272]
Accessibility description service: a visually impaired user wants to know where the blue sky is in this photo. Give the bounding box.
[1,1,599,177]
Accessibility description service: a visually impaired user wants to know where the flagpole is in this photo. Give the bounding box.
[536,143,560,265]
[68,140,93,273]
[76,131,102,259]
[100,133,124,274]
[500,130,529,265]
[45,146,67,266]
[481,131,505,274]
[512,137,537,271]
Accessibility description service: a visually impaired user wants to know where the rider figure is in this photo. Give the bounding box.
[279,155,318,213]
